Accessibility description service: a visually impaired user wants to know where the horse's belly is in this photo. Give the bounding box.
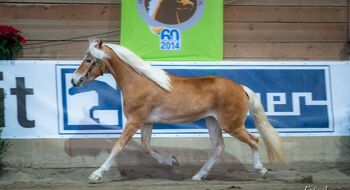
[145,106,213,124]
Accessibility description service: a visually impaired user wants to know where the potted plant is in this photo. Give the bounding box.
[0,25,26,60]
[0,25,21,168]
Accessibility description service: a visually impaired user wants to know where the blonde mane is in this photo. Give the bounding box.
[88,41,172,91]
[88,41,109,60]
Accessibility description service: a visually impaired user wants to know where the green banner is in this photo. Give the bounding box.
[121,0,223,61]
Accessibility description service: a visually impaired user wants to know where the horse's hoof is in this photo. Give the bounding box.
[261,169,268,180]
[191,173,206,181]
[171,156,180,167]
[89,172,102,181]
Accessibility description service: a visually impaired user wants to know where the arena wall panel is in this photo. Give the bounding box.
[0,0,348,60]
[1,0,350,168]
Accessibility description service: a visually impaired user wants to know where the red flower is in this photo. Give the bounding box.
[0,25,18,37]
[19,35,26,44]
[0,25,26,44]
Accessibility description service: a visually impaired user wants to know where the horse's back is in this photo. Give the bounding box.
[170,74,245,97]
[168,74,249,113]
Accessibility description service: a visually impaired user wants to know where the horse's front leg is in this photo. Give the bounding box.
[89,121,141,181]
[141,124,179,166]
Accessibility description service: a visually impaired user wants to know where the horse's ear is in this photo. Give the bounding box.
[98,40,103,48]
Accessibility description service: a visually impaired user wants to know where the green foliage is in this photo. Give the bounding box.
[0,91,10,167]
[0,130,10,162]
[0,91,3,128]
[0,37,23,60]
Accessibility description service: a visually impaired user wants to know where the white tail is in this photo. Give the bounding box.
[242,86,287,164]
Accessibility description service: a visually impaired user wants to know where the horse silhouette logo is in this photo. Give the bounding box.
[68,80,122,124]
[59,68,123,134]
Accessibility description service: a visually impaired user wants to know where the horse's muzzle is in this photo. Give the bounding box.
[71,78,77,87]
[71,77,84,87]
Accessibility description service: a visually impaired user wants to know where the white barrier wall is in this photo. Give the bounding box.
[1,61,350,139]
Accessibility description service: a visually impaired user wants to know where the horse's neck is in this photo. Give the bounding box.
[107,54,145,93]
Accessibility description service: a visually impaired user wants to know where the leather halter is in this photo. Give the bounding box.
[85,58,104,77]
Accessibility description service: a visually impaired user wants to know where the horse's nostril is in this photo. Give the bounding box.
[71,78,76,87]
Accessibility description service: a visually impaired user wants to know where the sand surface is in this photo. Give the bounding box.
[0,163,349,190]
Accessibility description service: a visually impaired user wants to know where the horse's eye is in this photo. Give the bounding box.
[86,58,92,63]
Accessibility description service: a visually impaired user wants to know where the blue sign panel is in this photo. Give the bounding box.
[57,65,333,135]
[153,66,333,134]
[58,68,123,134]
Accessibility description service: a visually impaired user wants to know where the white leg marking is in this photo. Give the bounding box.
[89,122,139,181]
[89,152,117,181]
[141,125,179,166]
[192,118,224,181]
[252,150,268,177]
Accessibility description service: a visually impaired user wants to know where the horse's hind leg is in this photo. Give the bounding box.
[229,126,267,177]
[141,124,179,166]
[192,117,224,181]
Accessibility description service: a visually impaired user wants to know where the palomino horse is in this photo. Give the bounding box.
[71,40,287,181]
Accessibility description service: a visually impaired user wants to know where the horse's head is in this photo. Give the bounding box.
[71,40,110,87]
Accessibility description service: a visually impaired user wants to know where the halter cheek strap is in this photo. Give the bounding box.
[98,62,104,76]
[86,60,104,77]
